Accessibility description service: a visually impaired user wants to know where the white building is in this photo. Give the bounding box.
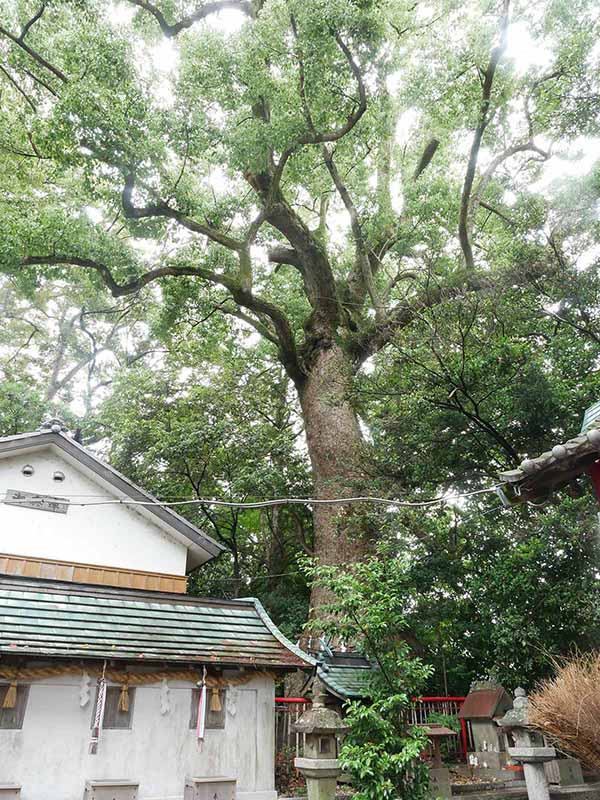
[0,421,314,800]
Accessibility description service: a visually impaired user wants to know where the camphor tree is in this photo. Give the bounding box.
[1,0,599,615]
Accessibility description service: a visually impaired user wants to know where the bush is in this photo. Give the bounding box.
[305,545,433,800]
[275,746,306,797]
[530,652,600,770]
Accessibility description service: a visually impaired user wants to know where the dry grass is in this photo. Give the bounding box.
[530,653,600,771]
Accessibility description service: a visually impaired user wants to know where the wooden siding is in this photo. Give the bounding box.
[0,553,187,593]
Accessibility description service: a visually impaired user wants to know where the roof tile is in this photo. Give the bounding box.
[0,575,313,669]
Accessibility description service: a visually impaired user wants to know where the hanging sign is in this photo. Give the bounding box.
[3,489,69,514]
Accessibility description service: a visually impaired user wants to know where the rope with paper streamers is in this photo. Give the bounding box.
[196,665,207,746]
[89,660,107,755]
[0,664,276,709]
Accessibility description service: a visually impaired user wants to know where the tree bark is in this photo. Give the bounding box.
[298,342,373,623]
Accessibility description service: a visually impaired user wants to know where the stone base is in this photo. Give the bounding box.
[552,786,600,799]
[83,780,138,800]
[430,767,452,799]
[305,777,338,800]
[237,793,277,800]
[471,751,509,771]
[184,777,237,800]
[0,787,20,799]
[546,760,585,787]
[452,763,521,783]
[446,781,600,800]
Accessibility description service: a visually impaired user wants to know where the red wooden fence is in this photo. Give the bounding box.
[275,695,469,762]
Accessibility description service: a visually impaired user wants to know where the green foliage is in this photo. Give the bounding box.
[425,712,460,734]
[0,379,46,436]
[93,334,312,630]
[0,0,599,697]
[402,496,600,693]
[306,548,433,800]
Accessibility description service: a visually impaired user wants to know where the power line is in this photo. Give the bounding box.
[2,484,503,510]
[201,505,507,583]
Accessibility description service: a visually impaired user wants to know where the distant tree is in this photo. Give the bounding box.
[401,497,600,693]
[96,335,312,632]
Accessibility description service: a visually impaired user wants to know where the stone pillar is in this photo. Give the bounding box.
[497,688,556,800]
[522,763,552,800]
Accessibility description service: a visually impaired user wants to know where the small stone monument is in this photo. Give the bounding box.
[497,688,556,800]
[545,758,584,787]
[293,678,349,800]
[424,724,457,799]
[458,680,513,771]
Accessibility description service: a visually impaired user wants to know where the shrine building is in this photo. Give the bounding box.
[0,420,314,800]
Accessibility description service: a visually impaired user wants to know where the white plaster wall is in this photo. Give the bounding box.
[0,674,276,800]
[0,450,187,575]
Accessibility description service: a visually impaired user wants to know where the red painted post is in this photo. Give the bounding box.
[587,460,600,501]
[460,718,469,762]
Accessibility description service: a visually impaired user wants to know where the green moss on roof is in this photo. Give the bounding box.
[317,662,373,699]
[0,575,313,668]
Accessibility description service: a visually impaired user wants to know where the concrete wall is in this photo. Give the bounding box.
[0,450,187,575]
[0,674,276,800]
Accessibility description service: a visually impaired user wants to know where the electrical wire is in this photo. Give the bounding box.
[2,483,503,510]
[203,504,507,583]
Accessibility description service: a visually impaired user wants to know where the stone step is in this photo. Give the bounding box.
[453,783,600,800]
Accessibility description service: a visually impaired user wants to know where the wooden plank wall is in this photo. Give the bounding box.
[0,553,187,593]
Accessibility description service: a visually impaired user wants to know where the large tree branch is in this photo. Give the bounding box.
[264,195,340,330]
[221,306,279,346]
[20,4,46,40]
[23,255,208,297]
[22,253,304,384]
[272,28,367,192]
[322,144,383,319]
[413,138,440,180]
[23,67,58,97]
[458,0,510,269]
[268,245,302,270]
[470,140,548,220]
[121,174,243,252]
[478,200,515,227]
[342,135,439,317]
[126,0,252,37]
[355,285,457,363]
[0,23,67,84]
[0,64,37,110]
[288,17,379,322]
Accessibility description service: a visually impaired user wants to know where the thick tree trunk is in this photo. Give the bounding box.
[298,342,374,624]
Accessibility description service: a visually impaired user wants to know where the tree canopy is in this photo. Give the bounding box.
[1,0,600,689]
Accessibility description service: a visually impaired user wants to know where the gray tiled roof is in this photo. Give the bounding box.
[316,653,373,699]
[0,575,314,669]
[498,423,600,505]
[318,664,373,699]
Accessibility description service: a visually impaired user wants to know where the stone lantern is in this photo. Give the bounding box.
[293,678,349,800]
[497,688,556,800]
